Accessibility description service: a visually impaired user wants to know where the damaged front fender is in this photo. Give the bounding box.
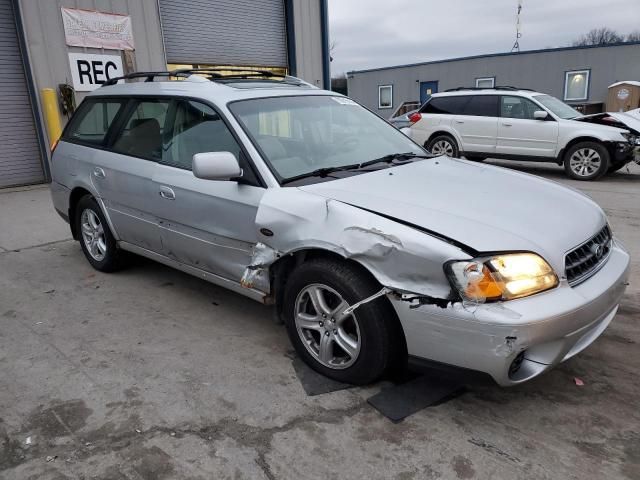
[240,188,472,302]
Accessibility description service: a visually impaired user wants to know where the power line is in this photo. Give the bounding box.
[511,0,523,52]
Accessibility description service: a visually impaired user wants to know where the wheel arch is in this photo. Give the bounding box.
[558,136,607,163]
[268,247,408,358]
[424,130,461,151]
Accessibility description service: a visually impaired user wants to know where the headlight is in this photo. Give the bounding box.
[621,132,638,144]
[445,253,558,302]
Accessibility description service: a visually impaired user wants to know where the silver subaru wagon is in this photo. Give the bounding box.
[50,69,630,386]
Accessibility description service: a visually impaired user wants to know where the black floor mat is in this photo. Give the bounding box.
[367,375,465,422]
[291,356,353,396]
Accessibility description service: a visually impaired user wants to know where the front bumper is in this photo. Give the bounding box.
[391,239,630,386]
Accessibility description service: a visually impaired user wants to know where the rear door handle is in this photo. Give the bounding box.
[454,120,464,124]
[159,186,175,200]
[92,167,106,179]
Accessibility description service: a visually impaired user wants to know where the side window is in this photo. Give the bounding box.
[500,96,539,120]
[163,100,241,170]
[421,96,469,115]
[64,99,124,146]
[463,95,498,117]
[162,100,259,185]
[112,100,170,161]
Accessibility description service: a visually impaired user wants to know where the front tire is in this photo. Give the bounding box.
[75,195,125,272]
[426,135,459,158]
[283,258,400,385]
[563,142,610,181]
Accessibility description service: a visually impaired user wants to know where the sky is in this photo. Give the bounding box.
[328,0,640,75]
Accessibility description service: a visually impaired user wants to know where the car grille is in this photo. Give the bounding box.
[565,225,612,286]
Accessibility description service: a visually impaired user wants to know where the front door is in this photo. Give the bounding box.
[151,99,265,282]
[496,96,559,158]
[420,81,439,105]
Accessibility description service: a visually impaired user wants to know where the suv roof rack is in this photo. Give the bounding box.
[444,86,535,92]
[102,68,310,87]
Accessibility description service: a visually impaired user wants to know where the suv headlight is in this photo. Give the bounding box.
[621,132,638,144]
[445,253,558,302]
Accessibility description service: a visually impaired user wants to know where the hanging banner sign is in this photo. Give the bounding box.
[61,7,134,51]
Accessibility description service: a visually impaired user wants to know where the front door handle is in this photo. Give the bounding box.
[159,186,175,200]
[502,122,513,127]
[93,167,106,179]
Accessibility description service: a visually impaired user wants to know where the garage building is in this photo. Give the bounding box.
[1,0,330,188]
[347,42,640,119]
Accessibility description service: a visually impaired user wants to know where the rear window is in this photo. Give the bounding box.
[421,96,469,115]
[64,99,124,146]
[463,95,499,117]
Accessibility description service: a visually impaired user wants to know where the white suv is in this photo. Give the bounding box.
[408,87,637,180]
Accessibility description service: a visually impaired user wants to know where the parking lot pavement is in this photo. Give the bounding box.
[1,166,639,480]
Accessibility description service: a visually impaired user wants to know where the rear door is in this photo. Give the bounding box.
[496,95,559,157]
[454,95,499,154]
[151,99,265,282]
[97,98,170,252]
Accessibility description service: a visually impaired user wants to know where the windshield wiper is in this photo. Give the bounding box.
[358,152,432,169]
[280,152,432,185]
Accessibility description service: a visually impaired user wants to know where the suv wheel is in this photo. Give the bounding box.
[426,135,459,158]
[564,142,610,181]
[283,258,399,385]
[76,195,125,272]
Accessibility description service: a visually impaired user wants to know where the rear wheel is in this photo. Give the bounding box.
[283,258,400,385]
[563,142,609,181]
[426,135,459,158]
[75,195,125,272]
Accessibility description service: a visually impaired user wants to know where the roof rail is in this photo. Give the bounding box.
[444,86,535,92]
[101,68,311,88]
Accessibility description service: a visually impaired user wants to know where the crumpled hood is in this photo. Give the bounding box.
[299,158,606,272]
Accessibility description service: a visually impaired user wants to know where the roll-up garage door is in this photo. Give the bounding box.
[159,0,287,67]
[0,0,44,188]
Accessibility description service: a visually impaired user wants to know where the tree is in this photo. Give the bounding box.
[572,27,624,46]
[627,31,640,42]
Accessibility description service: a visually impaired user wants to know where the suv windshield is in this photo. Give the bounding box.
[229,95,425,182]
[533,94,582,120]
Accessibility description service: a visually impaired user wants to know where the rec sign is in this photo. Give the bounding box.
[68,53,123,92]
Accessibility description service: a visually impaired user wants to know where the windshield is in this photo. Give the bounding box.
[533,94,582,120]
[229,95,424,181]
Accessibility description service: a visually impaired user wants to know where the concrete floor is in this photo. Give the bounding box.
[1,162,639,480]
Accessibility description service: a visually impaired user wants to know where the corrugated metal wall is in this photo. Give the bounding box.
[0,0,44,187]
[18,0,167,134]
[347,44,640,116]
[159,0,287,67]
[292,0,323,88]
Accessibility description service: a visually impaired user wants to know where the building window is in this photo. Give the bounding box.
[564,70,590,101]
[475,77,495,89]
[378,85,393,109]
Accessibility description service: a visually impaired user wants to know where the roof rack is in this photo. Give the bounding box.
[102,68,310,88]
[445,86,535,92]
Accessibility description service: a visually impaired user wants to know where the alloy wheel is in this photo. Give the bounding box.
[80,208,107,261]
[294,284,361,369]
[569,148,602,177]
[430,139,454,156]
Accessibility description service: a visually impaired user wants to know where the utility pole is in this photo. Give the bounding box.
[511,0,523,52]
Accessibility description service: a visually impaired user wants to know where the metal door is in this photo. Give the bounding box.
[420,81,439,105]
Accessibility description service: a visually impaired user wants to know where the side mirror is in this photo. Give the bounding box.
[192,152,243,181]
[533,110,549,120]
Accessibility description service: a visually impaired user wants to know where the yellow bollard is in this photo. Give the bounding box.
[41,88,62,149]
